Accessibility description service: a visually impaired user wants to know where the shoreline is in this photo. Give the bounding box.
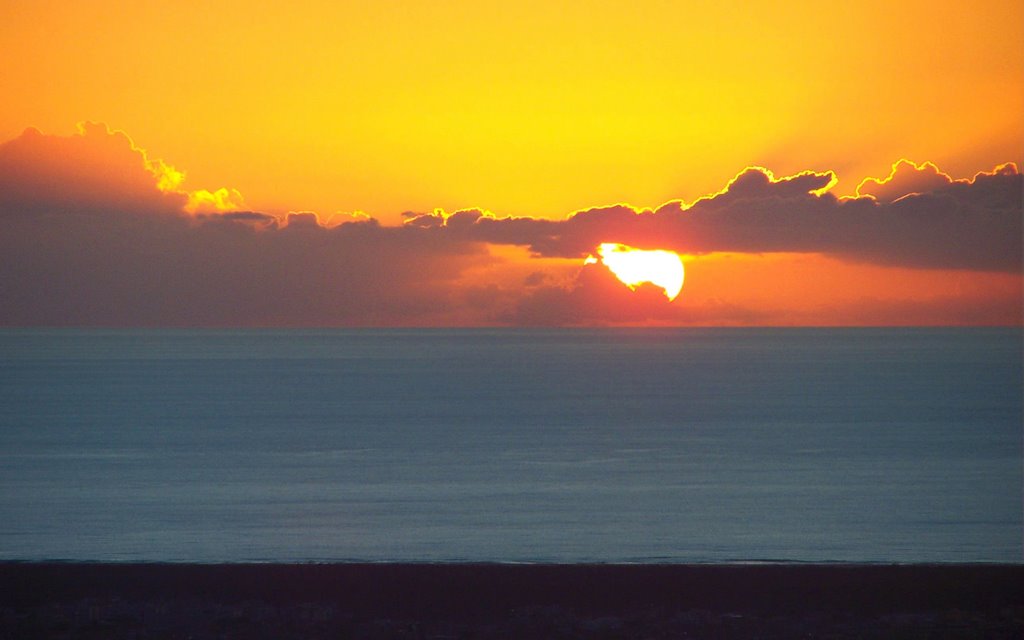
[4,562,1022,638]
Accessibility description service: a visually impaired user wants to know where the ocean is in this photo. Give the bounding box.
[0,328,1020,563]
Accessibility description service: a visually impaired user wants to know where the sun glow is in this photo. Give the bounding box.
[587,243,685,301]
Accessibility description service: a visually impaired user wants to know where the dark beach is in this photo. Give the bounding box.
[2,562,1021,638]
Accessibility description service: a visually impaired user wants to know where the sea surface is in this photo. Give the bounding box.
[0,328,1020,563]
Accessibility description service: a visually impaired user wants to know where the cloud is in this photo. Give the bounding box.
[186,187,246,213]
[415,163,1022,272]
[0,124,1020,326]
[855,159,956,203]
[0,208,495,326]
[710,167,838,200]
[0,123,187,217]
[508,263,678,326]
[0,123,246,218]
[0,125,498,326]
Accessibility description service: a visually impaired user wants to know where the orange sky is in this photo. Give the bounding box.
[0,1,1021,326]
[2,0,1021,218]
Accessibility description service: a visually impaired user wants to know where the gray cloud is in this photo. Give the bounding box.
[0,125,1019,327]
[413,164,1022,272]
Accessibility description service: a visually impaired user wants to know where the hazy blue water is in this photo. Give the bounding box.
[0,328,1020,563]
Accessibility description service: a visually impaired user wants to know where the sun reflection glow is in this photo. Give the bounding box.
[587,243,685,301]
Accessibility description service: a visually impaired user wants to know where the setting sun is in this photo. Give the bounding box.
[0,1,1020,327]
[587,243,685,301]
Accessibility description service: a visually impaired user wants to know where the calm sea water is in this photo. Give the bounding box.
[0,328,1020,563]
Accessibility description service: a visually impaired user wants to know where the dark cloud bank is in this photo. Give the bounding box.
[407,163,1021,272]
[0,126,1020,326]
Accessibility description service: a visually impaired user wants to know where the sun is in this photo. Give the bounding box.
[586,243,685,301]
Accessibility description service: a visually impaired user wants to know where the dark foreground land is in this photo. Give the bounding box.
[2,563,1022,639]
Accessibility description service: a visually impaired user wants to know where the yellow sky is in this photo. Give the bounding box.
[2,0,1020,221]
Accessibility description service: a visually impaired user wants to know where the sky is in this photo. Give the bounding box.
[0,0,1021,326]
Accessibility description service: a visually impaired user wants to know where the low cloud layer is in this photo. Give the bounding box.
[0,126,493,326]
[0,125,1020,326]
[407,162,1021,272]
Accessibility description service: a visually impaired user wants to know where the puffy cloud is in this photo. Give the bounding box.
[855,159,956,203]
[0,126,495,326]
[0,123,187,216]
[708,167,837,200]
[284,211,323,228]
[0,124,1019,326]
[0,123,246,219]
[186,187,245,213]
[417,163,1022,272]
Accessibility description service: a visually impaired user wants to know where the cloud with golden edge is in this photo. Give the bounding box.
[855,159,959,203]
[0,124,1020,327]
[406,162,1020,272]
[185,187,246,214]
[0,122,244,217]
